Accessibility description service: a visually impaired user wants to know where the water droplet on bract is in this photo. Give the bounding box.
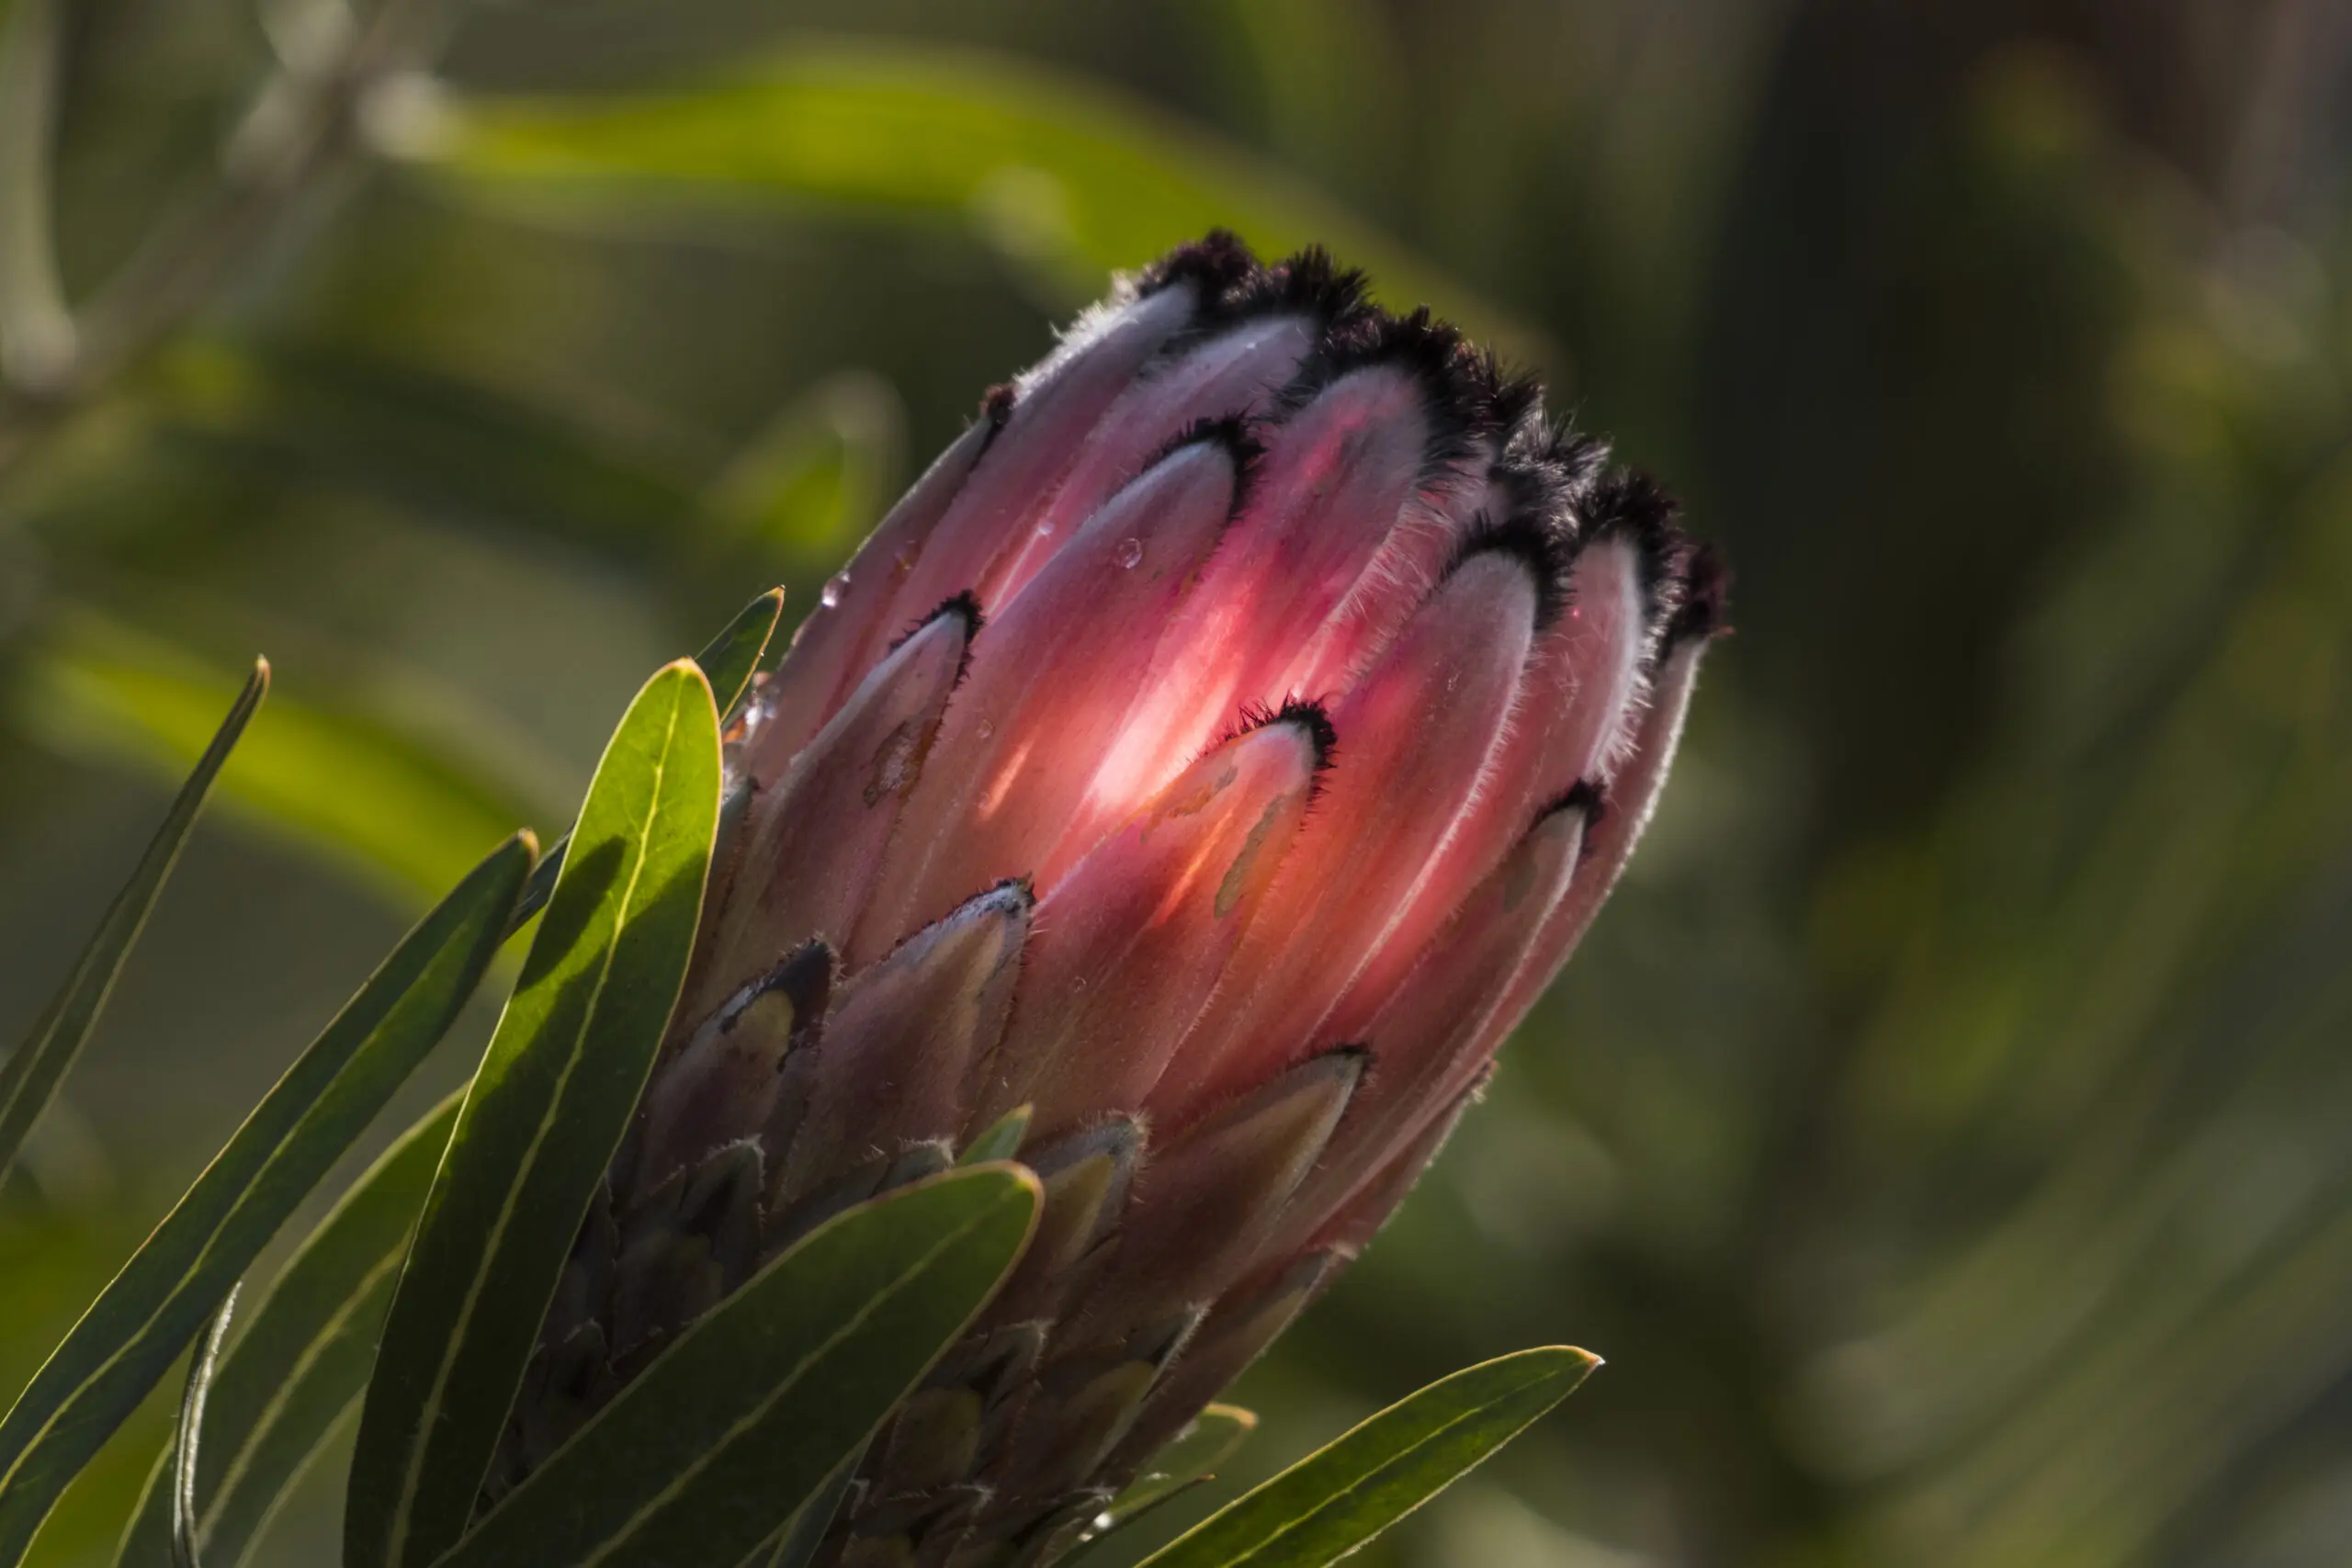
[1035,521,1054,538]
[976,719,995,740]
[1114,537,1144,570]
[821,572,849,609]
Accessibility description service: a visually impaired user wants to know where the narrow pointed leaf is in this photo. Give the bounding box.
[169,1287,239,1568]
[958,1104,1032,1167]
[1135,1348,1598,1568]
[747,1438,867,1568]
[696,587,786,722]
[0,658,265,1179]
[18,620,537,909]
[428,1166,1040,1568]
[114,1096,462,1568]
[1081,1404,1257,1547]
[347,660,721,1568]
[508,593,780,933]
[0,832,532,1568]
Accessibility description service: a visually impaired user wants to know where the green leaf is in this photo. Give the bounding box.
[0,658,264,1181]
[423,40,1532,354]
[508,592,777,933]
[17,615,534,909]
[1078,1404,1257,1551]
[957,1105,1031,1167]
[0,832,533,1568]
[745,1438,866,1568]
[113,1097,462,1568]
[169,1287,239,1568]
[346,660,721,1568]
[151,340,718,565]
[1135,1347,1599,1568]
[429,1166,1039,1568]
[696,587,786,722]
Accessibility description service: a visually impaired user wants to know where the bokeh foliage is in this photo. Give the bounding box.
[4,1,2351,1565]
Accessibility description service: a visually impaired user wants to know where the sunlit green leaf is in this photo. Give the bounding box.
[422,40,1532,353]
[1136,1347,1598,1568]
[346,660,720,1568]
[16,614,533,908]
[507,590,778,931]
[431,1166,1039,1568]
[113,1097,461,1568]
[695,586,785,723]
[0,658,263,1181]
[0,833,533,1568]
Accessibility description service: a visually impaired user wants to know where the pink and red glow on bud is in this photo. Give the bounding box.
[511,231,1725,1563]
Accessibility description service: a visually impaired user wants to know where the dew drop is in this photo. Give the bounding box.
[1114,536,1144,570]
[820,572,850,609]
[976,719,995,740]
[1035,521,1055,538]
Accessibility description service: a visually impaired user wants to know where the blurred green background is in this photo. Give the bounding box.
[6,0,2352,1563]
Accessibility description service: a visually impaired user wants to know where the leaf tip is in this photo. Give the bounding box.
[1202,1402,1259,1434]
[959,1157,1047,1239]
[662,656,718,704]
[1539,1345,1603,1392]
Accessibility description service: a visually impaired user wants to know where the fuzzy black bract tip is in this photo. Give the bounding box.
[1141,233,1373,336]
[1143,413,1261,474]
[887,591,987,660]
[1209,244,1372,328]
[1231,695,1340,777]
[984,874,1037,912]
[1536,777,1604,829]
[977,382,1018,446]
[1447,511,1575,631]
[931,590,986,639]
[1579,467,1684,629]
[1667,543,1731,647]
[1135,229,1264,302]
[748,939,835,1033]
[1485,417,1607,550]
[1283,306,1544,480]
[1145,413,1269,505]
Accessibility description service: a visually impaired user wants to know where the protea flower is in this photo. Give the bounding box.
[500,232,1723,1566]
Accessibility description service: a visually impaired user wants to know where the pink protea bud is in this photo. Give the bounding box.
[503,231,1724,1564]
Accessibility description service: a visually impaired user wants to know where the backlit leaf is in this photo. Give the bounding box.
[113,1098,462,1568]
[0,834,532,1568]
[0,659,264,1180]
[345,660,719,1568]
[1136,1348,1597,1568]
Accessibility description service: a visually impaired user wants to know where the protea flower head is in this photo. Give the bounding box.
[502,231,1724,1565]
